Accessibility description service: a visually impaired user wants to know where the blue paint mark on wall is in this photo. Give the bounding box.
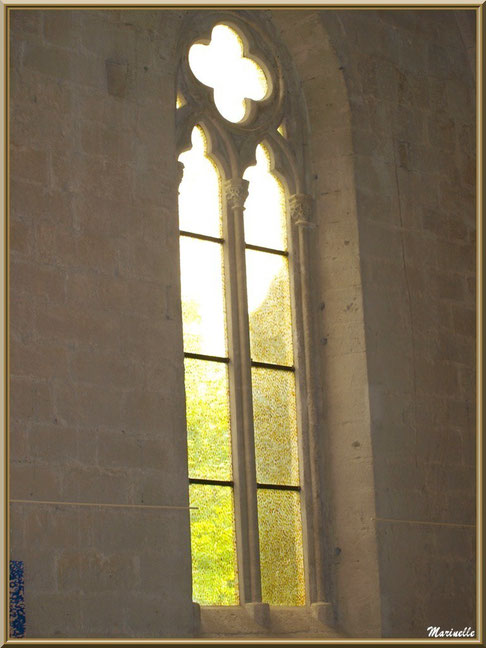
[10,560,25,638]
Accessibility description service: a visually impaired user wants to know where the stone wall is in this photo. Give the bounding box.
[314,8,476,638]
[332,10,476,637]
[9,9,194,638]
[9,7,476,639]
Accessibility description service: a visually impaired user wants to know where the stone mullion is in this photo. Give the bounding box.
[289,193,332,623]
[224,178,263,606]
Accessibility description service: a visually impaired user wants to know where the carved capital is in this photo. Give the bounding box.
[224,178,249,211]
[289,193,314,227]
[176,161,185,189]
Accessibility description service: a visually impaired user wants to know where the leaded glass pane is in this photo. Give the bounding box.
[246,249,293,365]
[178,126,222,237]
[189,484,239,605]
[258,489,305,606]
[185,358,232,481]
[243,144,287,251]
[180,236,226,357]
[252,368,299,486]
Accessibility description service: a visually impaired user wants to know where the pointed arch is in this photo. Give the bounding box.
[175,8,337,628]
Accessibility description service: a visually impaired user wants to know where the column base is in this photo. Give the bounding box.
[245,602,270,627]
[192,601,201,634]
[311,601,334,626]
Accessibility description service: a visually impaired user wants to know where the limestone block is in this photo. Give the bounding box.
[70,349,136,390]
[61,465,131,504]
[10,461,60,501]
[245,602,270,627]
[10,218,33,256]
[54,380,124,428]
[35,302,116,347]
[43,10,77,48]
[10,180,74,226]
[25,592,82,638]
[105,59,129,98]
[10,9,43,36]
[10,147,49,184]
[10,377,53,422]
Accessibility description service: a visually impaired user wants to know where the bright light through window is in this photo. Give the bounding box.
[178,126,222,238]
[243,144,287,253]
[243,144,288,314]
[178,124,238,605]
[178,126,226,356]
[178,126,304,606]
[188,24,268,123]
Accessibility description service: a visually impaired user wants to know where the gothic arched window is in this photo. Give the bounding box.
[176,14,326,617]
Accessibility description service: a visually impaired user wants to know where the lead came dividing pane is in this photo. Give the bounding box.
[190,484,239,605]
[180,236,227,357]
[185,358,232,481]
[178,125,222,237]
[243,144,287,251]
[258,489,305,606]
[246,249,293,365]
[252,368,299,486]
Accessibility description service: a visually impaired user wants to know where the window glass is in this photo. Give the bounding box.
[180,21,307,608]
[190,484,239,604]
[246,249,293,366]
[252,367,299,486]
[185,358,232,481]
[257,489,305,605]
[243,144,287,251]
[179,125,238,607]
[189,24,268,123]
[180,236,226,357]
[178,126,222,237]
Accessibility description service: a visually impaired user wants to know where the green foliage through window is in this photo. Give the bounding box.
[190,484,238,605]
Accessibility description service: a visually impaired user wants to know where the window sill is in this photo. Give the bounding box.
[194,603,344,639]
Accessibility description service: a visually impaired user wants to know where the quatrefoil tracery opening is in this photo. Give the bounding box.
[188,24,270,124]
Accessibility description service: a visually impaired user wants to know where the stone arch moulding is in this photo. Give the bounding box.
[271,9,383,637]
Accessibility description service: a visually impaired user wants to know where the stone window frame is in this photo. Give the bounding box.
[175,10,331,627]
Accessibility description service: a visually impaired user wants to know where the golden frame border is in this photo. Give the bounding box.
[1,1,483,644]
